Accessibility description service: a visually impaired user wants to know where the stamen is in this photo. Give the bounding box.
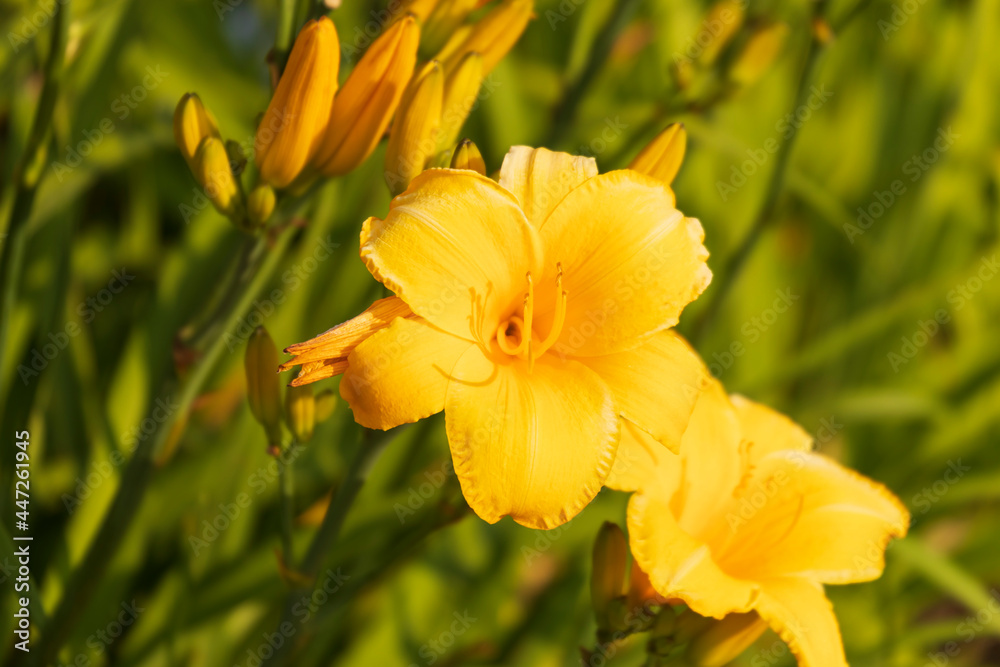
[512,272,533,356]
[533,263,567,359]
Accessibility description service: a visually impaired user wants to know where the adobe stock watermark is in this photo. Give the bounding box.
[879,0,930,41]
[6,0,70,53]
[672,0,749,67]
[51,67,170,182]
[407,611,478,667]
[394,460,454,523]
[17,269,135,385]
[717,84,833,201]
[844,127,958,244]
[707,288,799,378]
[912,460,969,515]
[887,254,998,372]
[924,589,1000,667]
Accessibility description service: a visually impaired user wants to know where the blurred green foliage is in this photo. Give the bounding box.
[1,0,999,665]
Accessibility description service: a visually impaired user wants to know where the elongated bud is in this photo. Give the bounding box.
[629,123,687,187]
[385,60,444,195]
[437,51,484,153]
[195,137,244,220]
[247,183,276,227]
[730,22,788,87]
[698,0,745,65]
[174,93,219,169]
[395,0,440,22]
[315,389,338,422]
[440,0,533,77]
[591,521,628,631]
[245,326,283,446]
[450,139,486,174]
[256,18,340,189]
[314,15,420,177]
[685,613,768,667]
[421,0,478,57]
[285,384,316,443]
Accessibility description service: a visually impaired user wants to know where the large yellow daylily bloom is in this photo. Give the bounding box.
[282,146,712,529]
[609,380,909,667]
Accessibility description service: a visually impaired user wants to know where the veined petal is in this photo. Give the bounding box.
[537,171,711,357]
[754,578,848,667]
[731,394,813,464]
[445,349,618,529]
[714,451,910,584]
[341,317,472,429]
[605,419,679,493]
[581,330,707,453]
[498,146,598,229]
[627,491,759,620]
[361,169,543,342]
[281,296,413,383]
[314,16,420,176]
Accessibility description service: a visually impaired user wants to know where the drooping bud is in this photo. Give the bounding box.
[384,60,444,195]
[437,51,484,153]
[314,389,338,423]
[245,326,284,446]
[685,613,769,667]
[195,136,244,221]
[730,22,789,88]
[450,138,486,174]
[440,0,533,77]
[629,123,687,187]
[247,183,276,227]
[255,18,340,189]
[285,384,316,443]
[174,93,219,169]
[314,15,420,177]
[591,521,628,631]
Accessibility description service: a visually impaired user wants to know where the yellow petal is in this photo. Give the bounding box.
[431,24,473,64]
[627,491,759,619]
[628,123,687,187]
[581,330,707,453]
[195,136,242,219]
[315,16,420,177]
[445,349,618,529]
[281,296,413,383]
[384,60,444,195]
[606,419,679,493]
[436,51,484,154]
[173,92,220,168]
[497,146,597,228]
[754,578,848,667]
[730,393,813,464]
[421,0,478,56]
[713,451,910,584]
[255,18,339,188]
[360,169,543,342]
[441,0,533,76]
[341,317,472,429]
[536,171,711,357]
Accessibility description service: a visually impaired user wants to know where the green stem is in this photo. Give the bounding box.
[274,0,300,73]
[31,228,296,667]
[279,440,297,565]
[548,0,642,148]
[261,426,397,666]
[691,12,827,343]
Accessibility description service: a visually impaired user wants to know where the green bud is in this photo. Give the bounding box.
[245,326,283,446]
[247,183,277,228]
[285,384,316,443]
[591,521,628,631]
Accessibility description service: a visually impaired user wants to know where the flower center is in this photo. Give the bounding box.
[494,263,568,366]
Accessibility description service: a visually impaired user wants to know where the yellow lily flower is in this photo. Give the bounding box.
[282,145,712,529]
[313,15,420,177]
[255,17,340,189]
[609,380,910,667]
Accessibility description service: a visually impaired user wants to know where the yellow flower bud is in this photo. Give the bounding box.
[591,521,627,631]
[698,0,745,65]
[255,18,340,189]
[395,0,440,22]
[730,22,789,88]
[685,613,768,667]
[285,384,316,443]
[314,15,420,177]
[245,326,283,446]
[440,0,533,77]
[449,138,486,175]
[437,51,484,154]
[195,136,244,220]
[247,183,276,227]
[173,93,219,169]
[421,0,478,57]
[629,123,687,187]
[385,60,444,195]
[314,389,338,423]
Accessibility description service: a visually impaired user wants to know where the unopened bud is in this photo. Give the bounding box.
[285,384,316,443]
[450,138,486,174]
[730,22,789,88]
[245,326,283,446]
[437,51,484,154]
[629,123,687,187]
[591,521,628,631]
[439,0,533,76]
[685,612,768,667]
[195,136,244,221]
[174,93,220,169]
[385,60,444,195]
[315,389,338,422]
[247,183,277,227]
